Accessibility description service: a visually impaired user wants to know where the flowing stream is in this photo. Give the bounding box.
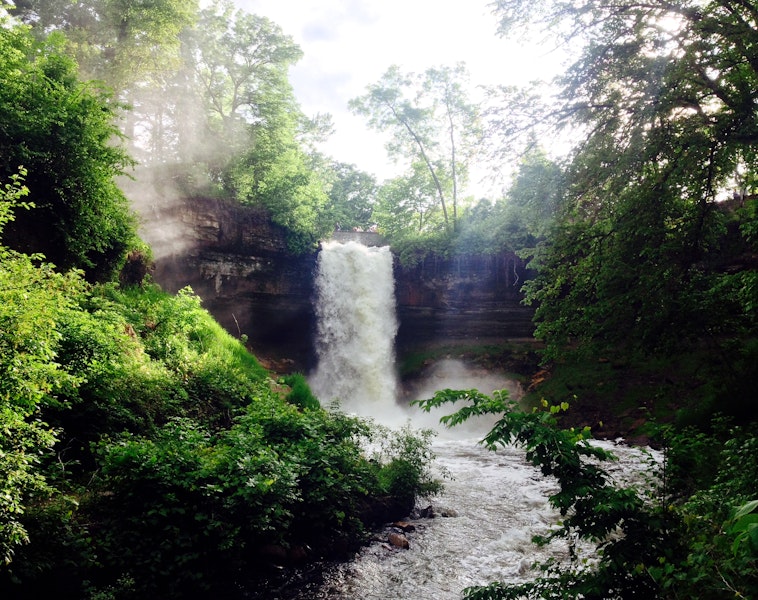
[305,240,657,600]
[303,437,653,600]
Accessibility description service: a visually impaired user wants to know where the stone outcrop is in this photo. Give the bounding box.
[136,194,318,370]
[135,195,534,372]
[394,253,535,355]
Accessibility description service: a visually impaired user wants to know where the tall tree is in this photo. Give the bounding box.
[10,0,198,159]
[179,1,329,251]
[350,63,482,232]
[10,0,197,87]
[0,22,139,280]
[179,0,303,166]
[375,162,446,239]
[492,0,758,358]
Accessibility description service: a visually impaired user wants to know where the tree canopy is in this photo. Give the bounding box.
[491,0,758,360]
[0,20,139,280]
[350,63,482,234]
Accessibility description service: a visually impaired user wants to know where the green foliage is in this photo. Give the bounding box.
[232,142,331,253]
[0,167,32,234]
[416,384,758,600]
[374,162,449,240]
[13,0,199,170]
[645,425,758,599]
[416,390,665,599]
[728,500,758,557]
[0,22,140,281]
[79,401,439,596]
[487,0,758,364]
[64,283,270,433]
[0,170,86,564]
[371,425,443,504]
[281,373,320,411]
[175,0,332,253]
[351,63,483,232]
[323,162,378,232]
[387,229,455,268]
[12,0,197,91]
[89,416,299,595]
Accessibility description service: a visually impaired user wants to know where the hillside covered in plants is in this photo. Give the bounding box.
[0,10,439,597]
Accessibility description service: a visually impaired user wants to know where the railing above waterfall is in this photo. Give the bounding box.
[330,230,386,247]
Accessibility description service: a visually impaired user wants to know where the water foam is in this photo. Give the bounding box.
[309,240,398,418]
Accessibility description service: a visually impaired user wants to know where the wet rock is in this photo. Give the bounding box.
[288,545,310,563]
[258,544,288,564]
[414,505,435,519]
[358,495,415,527]
[388,532,410,549]
[392,521,416,532]
[257,543,311,565]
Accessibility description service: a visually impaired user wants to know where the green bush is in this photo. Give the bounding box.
[372,425,442,504]
[416,388,758,600]
[282,373,320,410]
[658,427,758,599]
[0,171,85,563]
[80,402,441,597]
[0,24,139,281]
[89,416,300,596]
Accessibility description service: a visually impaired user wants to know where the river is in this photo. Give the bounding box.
[293,240,658,599]
[273,433,656,600]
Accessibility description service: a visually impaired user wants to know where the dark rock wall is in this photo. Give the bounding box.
[394,253,535,354]
[136,196,534,371]
[138,195,318,369]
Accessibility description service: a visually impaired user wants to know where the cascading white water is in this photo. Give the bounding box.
[309,240,398,417]
[304,239,660,600]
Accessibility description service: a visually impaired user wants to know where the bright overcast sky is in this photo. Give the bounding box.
[235,0,563,190]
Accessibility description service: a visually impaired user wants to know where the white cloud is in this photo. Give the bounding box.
[236,0,565,190]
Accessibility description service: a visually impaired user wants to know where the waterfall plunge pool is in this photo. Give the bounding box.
[292,240,658,600]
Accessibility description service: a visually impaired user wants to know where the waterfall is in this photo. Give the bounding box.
[301,241,661,600]
[309,240,398,417]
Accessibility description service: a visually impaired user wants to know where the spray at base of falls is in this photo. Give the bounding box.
[304,240,660,599]
[309,240,398,418]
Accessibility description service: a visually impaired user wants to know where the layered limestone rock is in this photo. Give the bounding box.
[394,253,535,354]
[135,196,534,372]
[137,195,318,370]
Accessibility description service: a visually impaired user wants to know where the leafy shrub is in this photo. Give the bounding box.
[0,24,139,281]
[659,428,758,599]
[389,230,454,267]
[83,402,441,597]
[239,397,378,542]
[281,373,320,410]
[416,388,758,600]
[372,425,442,504]
[89,416,300,596]
[0,170,85,563]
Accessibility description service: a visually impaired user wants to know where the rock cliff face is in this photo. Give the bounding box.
[136,196,534,372]
[138,195,318,370]
[394,253,535,355]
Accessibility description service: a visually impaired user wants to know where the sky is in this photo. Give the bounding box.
[235,0,564,193]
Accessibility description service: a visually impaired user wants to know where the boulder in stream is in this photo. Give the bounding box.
[388,532,410,549]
